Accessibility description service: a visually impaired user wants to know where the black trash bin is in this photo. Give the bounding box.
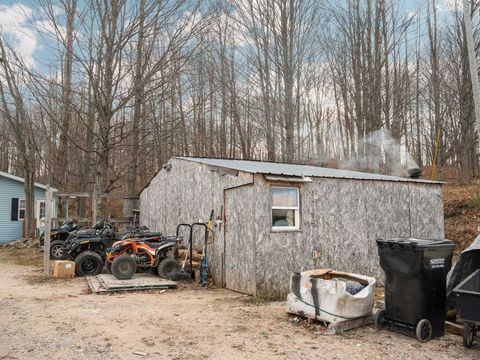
[374,238,455,342]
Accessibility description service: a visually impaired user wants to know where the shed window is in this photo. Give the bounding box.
[271,187,299,230]
[18,199,26,220]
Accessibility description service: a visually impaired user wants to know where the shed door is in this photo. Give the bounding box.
[224,185,255,295]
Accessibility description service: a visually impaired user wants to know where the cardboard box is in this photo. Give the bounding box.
[52,260,76,278]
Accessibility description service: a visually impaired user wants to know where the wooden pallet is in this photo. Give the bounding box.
[288,311,374,335]
[446,320,464,335]
[326,313,374,334]
[87,273,177,293]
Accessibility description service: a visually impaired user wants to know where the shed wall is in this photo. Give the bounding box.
[140,159,444,298]
[139,158,253,283]
[253,175,444,298]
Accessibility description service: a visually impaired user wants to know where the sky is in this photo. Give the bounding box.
[0,0,463,72]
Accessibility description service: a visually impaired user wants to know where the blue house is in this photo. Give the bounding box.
[0,171,57,244]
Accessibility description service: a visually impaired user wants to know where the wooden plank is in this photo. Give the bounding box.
[178,249,203,262]
[86,276,103,293]
[100,194,139,199]
[87,274,177,293]
[52,217,92,222]
[55,192,92,198]
[53,217,134,224]
[43,186,53,277]
[375,299,385,310]
[326,313,374,335]
[184,260,201,269]
[55,192,139,199]
[92,184,97,224]
[445,320,464,336]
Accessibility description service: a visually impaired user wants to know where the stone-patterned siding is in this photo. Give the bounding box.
[140,158,253,285]
[252,175,444,298]
[140,158,444,298]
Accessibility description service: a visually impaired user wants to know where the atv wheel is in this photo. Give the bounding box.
[111,255,137,280]
[104,260,112,274]
[75,251,104,276]
[158,258,181,280]
[50,240,65,260]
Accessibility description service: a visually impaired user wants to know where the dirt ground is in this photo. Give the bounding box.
[0,249,477,360]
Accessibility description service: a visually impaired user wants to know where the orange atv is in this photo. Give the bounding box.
[105,235,182,280]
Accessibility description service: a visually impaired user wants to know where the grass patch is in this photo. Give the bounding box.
[467,197,480,208]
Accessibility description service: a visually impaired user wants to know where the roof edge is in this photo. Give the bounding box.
[175,156,444,185]
[0,170,59,192]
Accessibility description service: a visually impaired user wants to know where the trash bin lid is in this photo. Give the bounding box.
[376,237,454,249]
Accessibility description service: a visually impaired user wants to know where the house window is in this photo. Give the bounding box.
[18,199,26,220]
[39,201,46,219]
[271,187,300,231]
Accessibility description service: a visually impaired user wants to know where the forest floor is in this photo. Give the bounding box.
[444,183,480,255]
[0,247,477,360]
[1,170,480,359]
[440,168,480,255]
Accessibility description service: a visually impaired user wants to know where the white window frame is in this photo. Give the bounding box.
[271,186,300,231]
[18,199,26,220]
[36,199,46,220]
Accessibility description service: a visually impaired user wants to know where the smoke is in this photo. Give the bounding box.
[339,128,419,177]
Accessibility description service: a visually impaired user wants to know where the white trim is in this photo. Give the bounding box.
[36,199,46,222]
[0,170,58,192]
[18,198,26,220]
[264,175,312,183]
[271,187,300,231]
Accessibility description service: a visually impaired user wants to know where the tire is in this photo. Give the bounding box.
[374,309,387,330]
[111,255,137,280]
[158,258,181,280]
[463,323,475,348]
[104,260,112,274]
[50,240,65,260]
[75,251,104,276]
[416,319,432,342]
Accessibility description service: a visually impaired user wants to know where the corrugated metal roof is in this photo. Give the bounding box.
[176,157,443,184]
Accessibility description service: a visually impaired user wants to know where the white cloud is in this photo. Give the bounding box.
[35,18,67,39]
[0,3,37,67]
[438,0,462,13]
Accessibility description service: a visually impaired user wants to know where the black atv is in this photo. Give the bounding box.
[40,219,80,260]
[120,225,163,240]
[63,220,163,276]
[63,219,118,276]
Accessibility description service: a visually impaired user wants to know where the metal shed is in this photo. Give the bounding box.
[140,157,444,298]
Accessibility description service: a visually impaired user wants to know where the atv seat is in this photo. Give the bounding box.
[144,241,171,249]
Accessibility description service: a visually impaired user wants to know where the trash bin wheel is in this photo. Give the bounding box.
[416,319,432,342]
[463,323,475,348]
[374,309,387,330]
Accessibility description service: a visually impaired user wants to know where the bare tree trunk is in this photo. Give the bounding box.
[127,0,146,196]
[58,0,76,194]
